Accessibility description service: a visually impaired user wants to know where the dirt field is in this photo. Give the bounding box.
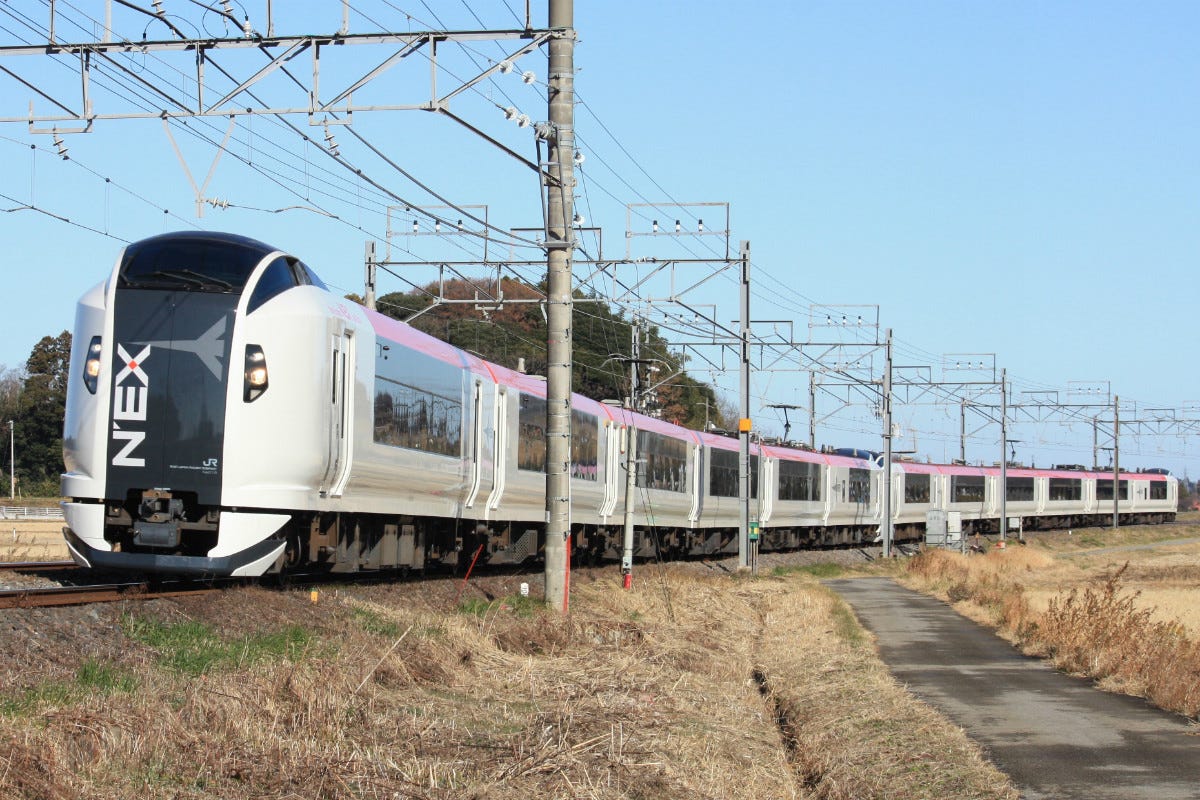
[1022,529,1200,635]
[0,519,68,562]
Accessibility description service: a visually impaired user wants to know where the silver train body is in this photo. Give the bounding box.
[60,233,1178,577]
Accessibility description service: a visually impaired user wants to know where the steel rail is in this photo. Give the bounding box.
[0,560,79,572]
[0,581,218,609]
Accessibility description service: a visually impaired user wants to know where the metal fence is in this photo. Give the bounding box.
[0,506,65,520]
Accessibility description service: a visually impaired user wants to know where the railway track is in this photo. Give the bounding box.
[0,559,79,573]
[0,580,220,609]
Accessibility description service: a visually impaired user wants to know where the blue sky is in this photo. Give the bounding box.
[0,1,1196,475]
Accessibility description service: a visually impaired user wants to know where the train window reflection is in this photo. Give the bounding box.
[374,378,462,456]
[247,257,299,313]
[779,460,821,502]
[951,475,984,503]
[903,473,930,503]
[638,431,689,493]
[373,347,463,457]
[1048,478,1082,501]
[1005,477,1034,502]
[848,468,871,503]
[518,394,547,473]
[709,448,758,498]
[571,410,598,481]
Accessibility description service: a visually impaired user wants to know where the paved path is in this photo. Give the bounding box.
[826,578,1200,800]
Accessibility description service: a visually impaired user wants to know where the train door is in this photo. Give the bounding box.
[485,386,508,513]
[687,443,703,523]
[321,327,354,498]
[759,457,775,525]
[600,421,621,519]
[822,465,838,525]
[1131,480,1146,512]
[463,380,491,509]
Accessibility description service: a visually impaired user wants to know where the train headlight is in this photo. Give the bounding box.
[83,336,102,394]
[244,344,269,402]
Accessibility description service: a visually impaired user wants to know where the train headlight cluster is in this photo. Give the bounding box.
[83,336,102,394]
[244,344,269,402]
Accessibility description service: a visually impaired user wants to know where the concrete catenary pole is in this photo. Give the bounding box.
[881,328,893,558]
[364,241,377,311]
[808,373,817,449]
[960,398,967,463]
[1113,395,1120,530]
[543,0,574,612]
[738,242,751,570]
[621,316,640,589]
[999,367,1008,541]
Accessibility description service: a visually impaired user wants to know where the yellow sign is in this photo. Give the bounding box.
[738,418,752,432]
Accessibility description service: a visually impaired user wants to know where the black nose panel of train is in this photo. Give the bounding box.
[106,289,235,506]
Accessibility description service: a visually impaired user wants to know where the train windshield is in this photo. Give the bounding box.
[116,232,278,293]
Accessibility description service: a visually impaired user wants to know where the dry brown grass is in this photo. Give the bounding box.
[1032,566,1200,716]
[0,565,1017,799]
[903,525,1200,720]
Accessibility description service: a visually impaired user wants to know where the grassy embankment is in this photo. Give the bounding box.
[900,517,1200,719]
[0,565,1018,799]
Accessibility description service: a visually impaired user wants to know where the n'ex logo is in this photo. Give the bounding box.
[111,344,150,468]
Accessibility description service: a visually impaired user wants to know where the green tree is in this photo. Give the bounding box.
[15,332,71,495]
[0,364,23,497]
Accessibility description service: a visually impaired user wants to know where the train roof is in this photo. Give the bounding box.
[360,308,1174,481]
[894,461,1170,481]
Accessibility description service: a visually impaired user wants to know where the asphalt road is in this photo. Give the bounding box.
[826,578,1200,800]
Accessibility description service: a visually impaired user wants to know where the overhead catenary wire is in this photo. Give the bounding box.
[12,0,533,270]
[3,2,1187,469]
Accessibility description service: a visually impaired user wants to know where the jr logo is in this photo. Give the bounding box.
[111,344,151,467]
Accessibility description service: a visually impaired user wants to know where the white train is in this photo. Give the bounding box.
[60,232,1177,577]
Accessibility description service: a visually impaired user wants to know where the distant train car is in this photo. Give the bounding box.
[60,232,1176,578]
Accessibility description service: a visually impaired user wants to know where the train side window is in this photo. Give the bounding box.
[570,410,598,481]
[517,394,548,472]
[247,256,299,313]
[638,431,689,493]
[951,475,984,503]
[848,468,871,503]
[1048,478,1082,501]
[707,448,758,498]
[779,460,821,501]
[1005,477,1034,502]
[904,473,930,503]
[374,376,462,456]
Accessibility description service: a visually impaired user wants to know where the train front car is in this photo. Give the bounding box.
[61,231,335,577]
